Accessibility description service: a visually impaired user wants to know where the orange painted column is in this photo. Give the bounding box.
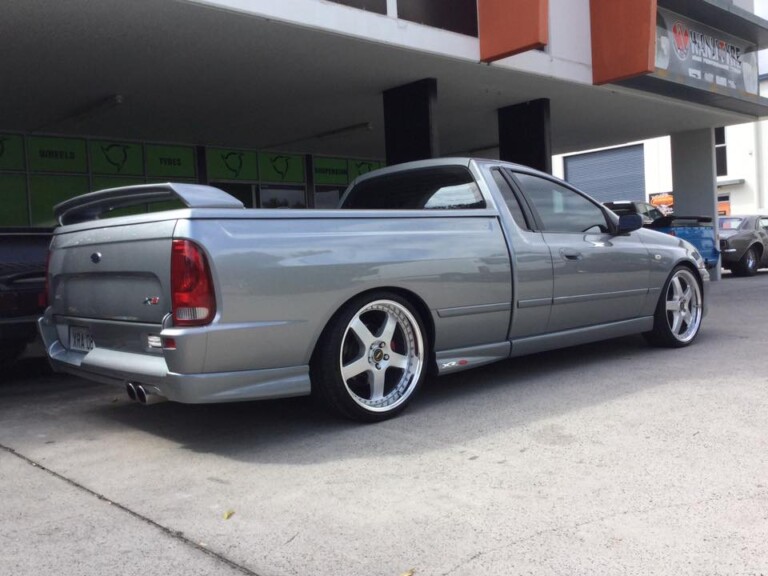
[590,0,657,85]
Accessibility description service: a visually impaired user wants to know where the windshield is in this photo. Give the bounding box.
[719,217,743,230]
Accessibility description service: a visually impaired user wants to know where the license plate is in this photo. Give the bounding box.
[69,326,95,352]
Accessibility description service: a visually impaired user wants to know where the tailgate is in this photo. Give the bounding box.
[50,220,176,326]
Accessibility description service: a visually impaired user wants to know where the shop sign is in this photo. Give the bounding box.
[0,134,25,171]
[258,153,305,183]
[0,174,29,226]
[348,159,384,181]
[655,8,759,98]
[90,141,144,176]
[146,145,196,178]
[207,148,259,181]
[27,137,87,173]
[29,174,89,226]
[314,157,349,186]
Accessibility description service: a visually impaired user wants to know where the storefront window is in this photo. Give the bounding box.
[260,185,307,209]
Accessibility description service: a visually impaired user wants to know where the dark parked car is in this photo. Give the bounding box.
[719,215,768,276]
[0,228,51,365]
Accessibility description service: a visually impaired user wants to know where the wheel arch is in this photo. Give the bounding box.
[308,286,437,374]
[674,258,702,281]
[670,259,705,296]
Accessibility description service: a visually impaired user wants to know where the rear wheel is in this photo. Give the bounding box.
[311,293,427,422]
[644,266,703,348]
[733,246,759,276]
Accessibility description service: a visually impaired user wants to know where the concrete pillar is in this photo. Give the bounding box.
[498,99,552,173]
[383,78,438,166]
[670,128,721,279]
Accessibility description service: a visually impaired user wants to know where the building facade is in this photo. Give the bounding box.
[2,0,767,242]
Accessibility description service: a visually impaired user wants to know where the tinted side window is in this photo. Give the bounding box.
[490,169,530,230]
[342,166,485,210]
[514,173,608,233]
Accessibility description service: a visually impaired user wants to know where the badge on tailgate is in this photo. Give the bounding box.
[69,326,95,352]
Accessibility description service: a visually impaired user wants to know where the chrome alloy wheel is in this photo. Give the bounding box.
[339,299,424,412]
[746,248,757,270]
[664,268,703,344]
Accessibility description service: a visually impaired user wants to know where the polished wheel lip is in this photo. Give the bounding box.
[339,299,423,413]
[664,269,703,343]
[746,248,757,271]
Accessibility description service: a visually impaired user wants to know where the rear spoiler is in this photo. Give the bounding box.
[54,182,244,226]
[649,215,713,228]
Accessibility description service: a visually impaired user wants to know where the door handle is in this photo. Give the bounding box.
[560,248,583,261]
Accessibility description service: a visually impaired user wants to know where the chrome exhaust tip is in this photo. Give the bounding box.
[126,382,138,402]
[135,384,167,405]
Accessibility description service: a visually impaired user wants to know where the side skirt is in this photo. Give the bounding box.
[432,317,654,376]
[510,317,654,358]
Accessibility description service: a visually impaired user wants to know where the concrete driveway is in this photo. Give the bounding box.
[1,273,767,576]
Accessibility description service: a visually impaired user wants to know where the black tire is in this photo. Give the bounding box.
[733,246,759,277]
[311,292,428,422]
[644,266,703,348]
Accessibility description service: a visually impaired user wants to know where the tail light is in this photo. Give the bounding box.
[171,239,216,326]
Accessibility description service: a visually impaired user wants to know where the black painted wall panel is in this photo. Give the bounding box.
[397,0,478,37]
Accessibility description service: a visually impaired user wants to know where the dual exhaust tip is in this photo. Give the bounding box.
[126,382,166,405]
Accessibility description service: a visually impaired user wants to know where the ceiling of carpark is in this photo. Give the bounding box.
[0,0,757,161]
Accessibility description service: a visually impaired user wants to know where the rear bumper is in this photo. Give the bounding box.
[719,250,743,265]
[38,316,311,403]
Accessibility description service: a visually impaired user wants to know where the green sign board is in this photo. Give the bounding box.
[207,148,259,181]
[258,153,305,183]
[90,141,144,176]
[0,174,29,226]
[314,157,349,186]
[348,159,384,181]
[27,137,87,174]
[0,134,25,171]
[91,176,146,192]
[29,174,89,226]
[91,176,148,218]
[146,145,196,179]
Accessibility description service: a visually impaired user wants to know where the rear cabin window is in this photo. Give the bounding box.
[341,166,486,210]
[719,217,743,230]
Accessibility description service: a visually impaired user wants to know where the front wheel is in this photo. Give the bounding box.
[644,266,703,348]
[311,293,428,422]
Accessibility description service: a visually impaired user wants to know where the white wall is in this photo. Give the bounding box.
[734,0,755,12]
[501,0,593,85]
[188,0,480,61]
[720,123,760,213]
[644,138,673,195]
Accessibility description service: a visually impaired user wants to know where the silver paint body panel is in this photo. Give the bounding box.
[39,158,708,403]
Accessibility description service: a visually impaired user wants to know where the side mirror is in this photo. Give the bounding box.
[617,213,643,234]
